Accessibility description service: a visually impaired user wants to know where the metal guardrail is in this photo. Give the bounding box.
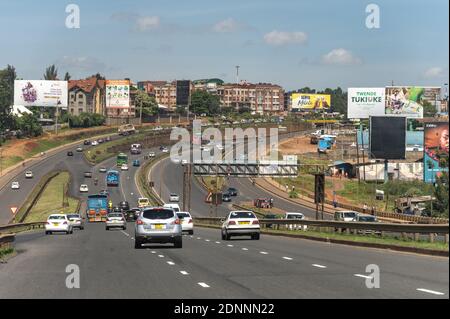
[0,222,45,235]
[192,217,449,243]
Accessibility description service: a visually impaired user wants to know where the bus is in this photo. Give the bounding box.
[106,170,120,187]
[117,153,128,167]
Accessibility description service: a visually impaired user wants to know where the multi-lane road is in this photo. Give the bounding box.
[0,138,448,299]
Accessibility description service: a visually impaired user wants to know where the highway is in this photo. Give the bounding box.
[0,139,448,299]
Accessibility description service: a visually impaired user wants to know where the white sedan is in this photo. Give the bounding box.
[177,212,194,235]
[45,214,73,235]
[25,171,33,179]
[169,193,180,202]
[11,181,20,189]
[79,184,89,193]
[121,164,129,171]
[221,211,260,241]
[91,140,99,146]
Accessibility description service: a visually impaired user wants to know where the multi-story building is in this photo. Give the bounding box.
[216,81,284,114]
[68,77,105,115]
[137,81,177,109]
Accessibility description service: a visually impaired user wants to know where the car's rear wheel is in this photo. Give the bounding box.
[45,231,50,235]
[106,227,109,231]
[252,234,260,240]
[134,239,142,249]
[224,231,231,241]
[123,226,127,230]
[188,230,194,235]
[221,230,226,240]
[174,238,183,248]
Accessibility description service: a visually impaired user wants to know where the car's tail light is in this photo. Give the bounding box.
[188,219,193,224]
[229,221,236,225]
[63,222,68,225]
[136,220,144,225]
[252,220,260,225]
[172,219,181,225]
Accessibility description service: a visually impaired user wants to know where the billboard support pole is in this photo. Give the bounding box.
[384,159,389,184]
[360,123,366,181]
[356,128,361,184]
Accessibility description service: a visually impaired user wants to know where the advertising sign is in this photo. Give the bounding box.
[424,122,449,183]
[370,116,407,160]
[385,87,440,118]
[14,80,68,108]
[106,80,130,108]
[347,88,385,119]
[291,93,331,110]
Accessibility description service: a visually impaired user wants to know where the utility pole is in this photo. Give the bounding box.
[139,96,143,126]
[235,66,240,84]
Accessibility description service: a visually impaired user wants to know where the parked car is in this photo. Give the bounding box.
[45,214,73,235]
[67,214,84,230]
[169,193,180,202]
[134,207,183,249]
[11,181,20,190]
[105,212,126,230]
[221,211,260,241]
[25,171,33,179]
[177,212,194,235]
[285,212,307,231]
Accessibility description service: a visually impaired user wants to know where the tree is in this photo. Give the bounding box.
[64,72,71,81]
[190,90,220,115]
[16,113,43,137]
[135,90,159,116]
[433,154,449,217]
[0,65,17,133]
[44,65,58,80]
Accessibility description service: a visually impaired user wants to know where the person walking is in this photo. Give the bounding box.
[363,203,368,214]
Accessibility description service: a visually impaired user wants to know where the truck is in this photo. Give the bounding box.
[106,170,120,187]
[86,194,109,222]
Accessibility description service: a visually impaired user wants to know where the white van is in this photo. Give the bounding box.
[163,203,181,213]
[334,211,358,222]
[285,212,307,231]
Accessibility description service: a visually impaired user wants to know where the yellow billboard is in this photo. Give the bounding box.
[291,93,331,110]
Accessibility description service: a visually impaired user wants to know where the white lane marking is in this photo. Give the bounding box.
[282,257,293,261]
[180,271,189,275]
[354,274,372,279]
[205,239,211,242]
[197,237,202,240]
[131,237,134,240]
[260,251,268,255]
[215,241,221,244]
[242,248,248,251]
[227,244,234,247]
[198,282,210,288]
[167,261,175,266]
[120,231,130,237]
[151,251,156,254]
[312,264,327,269]
[416,288,445,296]
[158,255,164,258]
[190,236,194,239]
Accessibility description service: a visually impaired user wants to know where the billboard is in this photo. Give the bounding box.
[385,87,440,119]
[291,93,331,111]
[14,80,68,108]
[347,88,385,119]
[424,122,449,183]
[370,116,406,160]
[106,80,130,108]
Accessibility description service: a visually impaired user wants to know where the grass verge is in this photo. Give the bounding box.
[0,247,15,262]
[24,172,80,223]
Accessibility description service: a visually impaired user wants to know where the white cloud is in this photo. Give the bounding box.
[321,48,361,65]
[424,67,447,78]
[213,18,240,33]
[263,31,307,46]
[135,16,160,31]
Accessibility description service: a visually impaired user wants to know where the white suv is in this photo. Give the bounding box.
[221,211,260,241]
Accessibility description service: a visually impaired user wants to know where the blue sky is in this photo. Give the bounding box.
[0,0,448,91]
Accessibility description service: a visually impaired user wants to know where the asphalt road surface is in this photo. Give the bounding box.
[0,138,448,299]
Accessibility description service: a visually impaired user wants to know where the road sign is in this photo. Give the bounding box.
[10,206,18,215]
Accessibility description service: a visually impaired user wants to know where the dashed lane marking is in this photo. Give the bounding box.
[282,257,293,261]
[312,264,327,269]
[167,261,175,266]
[180,271,189,275]
[416,288,445,296]
[198,282,210,288]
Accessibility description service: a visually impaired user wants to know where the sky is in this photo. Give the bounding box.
[0,0,448,91]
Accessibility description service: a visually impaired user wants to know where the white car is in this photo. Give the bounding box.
[11,181,20,189]
[172,158,181,164]
[148,152,156,158]
[221,211,260,240]
[285,212,307,231]
[67,214,84,230]
[163,203,181,213]
[91,140,99,146]
[121,164,129,171]
[25,171,33,179]
[177,212,194,235]
[169,193,180,202]
[45,214,73,235]
[161,148,169,153]
[181,159,188,165]
[79,184,89,193]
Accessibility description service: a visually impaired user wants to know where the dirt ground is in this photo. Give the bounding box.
[279,136,316,155]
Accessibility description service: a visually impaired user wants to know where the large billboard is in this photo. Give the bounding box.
[370,116,407,160]
[385,87,440,119]
[106,80,130,108]
[424,122,449,183]
[291,93,331,111]
[14,80,68,108]
[347,88,385,119]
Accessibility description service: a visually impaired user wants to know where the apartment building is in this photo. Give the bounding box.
[137,81,177,109]
[68,77,105,115]
[216,81,284,114]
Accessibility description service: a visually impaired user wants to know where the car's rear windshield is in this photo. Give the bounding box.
[287,214,303,219]
[143,209,175,220]
[230,212,256,219]
[48,216,65,220]
[108,213,123,218]
[67,215,80,219]
[177,213,190,219]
